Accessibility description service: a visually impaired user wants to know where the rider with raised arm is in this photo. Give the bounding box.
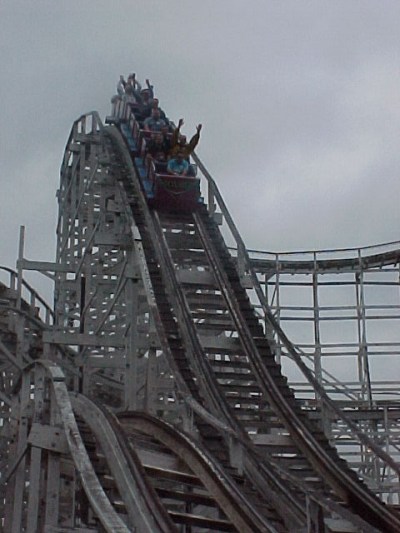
[169,119,202,159]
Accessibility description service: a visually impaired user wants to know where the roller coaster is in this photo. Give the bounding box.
[1,82,400,532]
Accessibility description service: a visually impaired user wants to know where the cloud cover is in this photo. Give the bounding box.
[0,0,399,301]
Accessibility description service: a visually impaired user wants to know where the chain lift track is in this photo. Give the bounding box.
[0,102,400,532]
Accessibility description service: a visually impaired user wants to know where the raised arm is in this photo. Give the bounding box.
[117,75,126,96]
[145,79,154,99]
[170,118,184,149]
[188,124,202,152]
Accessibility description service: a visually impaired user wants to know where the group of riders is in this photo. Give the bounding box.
[115,73,202,176]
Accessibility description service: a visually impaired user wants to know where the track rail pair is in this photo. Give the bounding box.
[105,124,400,531]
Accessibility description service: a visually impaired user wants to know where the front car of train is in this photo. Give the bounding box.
[108,78,202,212]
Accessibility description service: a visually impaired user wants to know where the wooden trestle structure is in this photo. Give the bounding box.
[0,103,400,532]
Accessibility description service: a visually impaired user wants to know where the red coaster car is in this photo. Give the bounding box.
[152,173,201,211]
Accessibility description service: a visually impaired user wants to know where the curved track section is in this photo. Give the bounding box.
[104,125,307,531]
[2,361,130,532]
[117,411,282,532]
[74,395,282,532]
[70,393,176,532]
[2,360,284,532]
[250,246,400,276]
[2,104,399,531]
[103,116,400,532]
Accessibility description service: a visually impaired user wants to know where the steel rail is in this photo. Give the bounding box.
[170,207,382,531]
[138,123,317,527]
[194,210,400,533]
[151,210,239,426]
[102,126,201,405]
[183,393,385,533]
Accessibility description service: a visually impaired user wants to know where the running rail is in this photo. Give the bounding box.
[191,151,400,478]
[103,124,295,530]
[123,107,400,456]
[13,361,130,532]
[148,209,305,530]
[193,209,400,532]
[118,411,278,533]
[247,243,400,275]
[57,109,399,530]
[70,393,177,532]
[7,362,179,531]
[151,207,391,532]
[154,209,305,524]
[102,120,394,531]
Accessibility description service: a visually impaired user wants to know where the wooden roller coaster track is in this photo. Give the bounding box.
[1,99,400,531]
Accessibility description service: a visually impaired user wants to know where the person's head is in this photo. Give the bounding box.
[178,134,187,145]
[153,132,163,144]
[141,89,151,102]
[152,98,160,108]
[125,85,133,94]
[176,150,185,161]
[155,151,166,162]
[151,108,161,120]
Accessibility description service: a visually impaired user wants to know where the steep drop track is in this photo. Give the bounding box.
[103,121,400,532]
[2,108,399,531]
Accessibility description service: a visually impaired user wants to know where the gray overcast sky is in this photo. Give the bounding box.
[1,1,399,301]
